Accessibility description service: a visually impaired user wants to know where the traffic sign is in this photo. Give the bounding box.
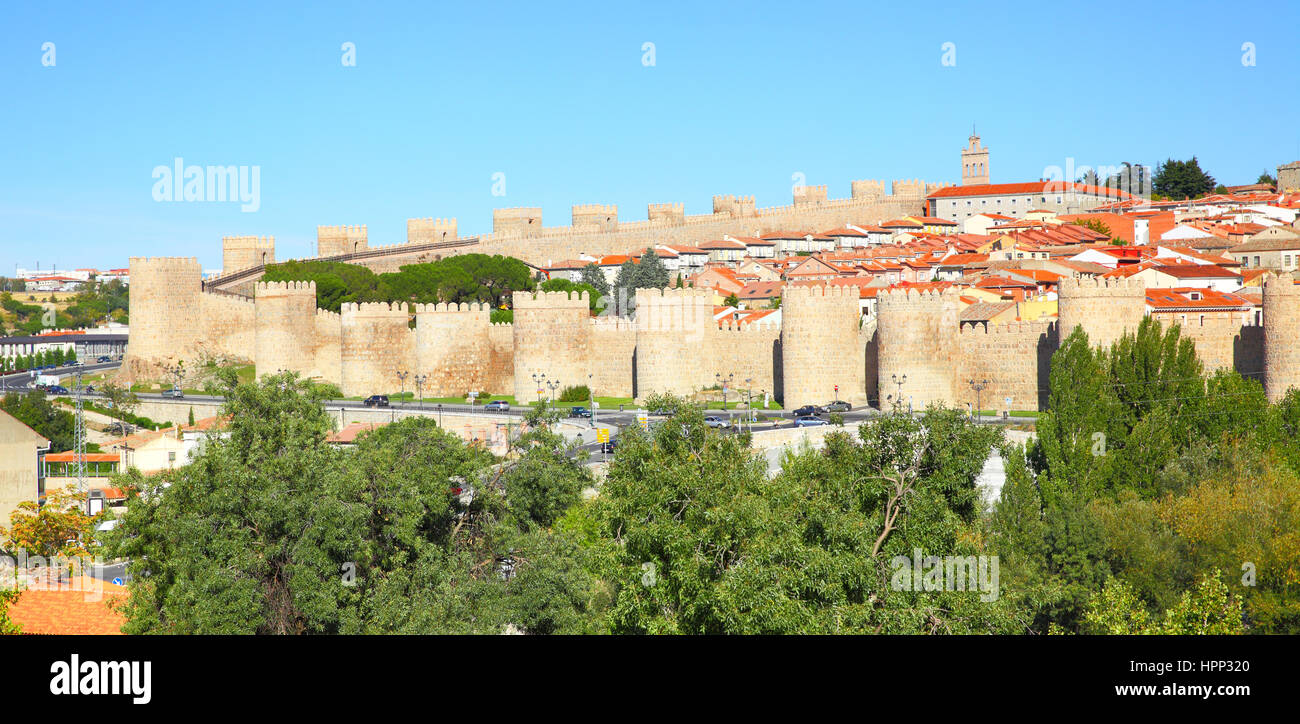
[112,577,124,586]
[597,428,609,443]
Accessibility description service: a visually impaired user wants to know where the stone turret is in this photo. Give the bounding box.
[120,257,204,381]
[634,287,715,399]
[1057,276,1146,350]
[512,290,591,402]
[1264,272,1300,402]
[876,285,962,408]
[781,285,866,407]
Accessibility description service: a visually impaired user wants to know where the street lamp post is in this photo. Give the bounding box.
[437,403,443,427]
[531,372,545,405]
[968,378,989,423]
[890,373,907,412]
[546,379,561,403]
[587,373,596,429]
[395,370,409,423]
[415,374,427,411]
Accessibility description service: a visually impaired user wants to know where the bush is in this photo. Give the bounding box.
[558,385,590,403]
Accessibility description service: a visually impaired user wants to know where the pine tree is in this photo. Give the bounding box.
[633,248,670,290]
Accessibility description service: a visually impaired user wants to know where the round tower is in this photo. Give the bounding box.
[1264,272,1300,403]
[634,287,714,400]
[1057,277,1146,350]
[512,290,591,402]
[781,285,866,407]
[120,257,203,381]
[339,302,415,398]
[876,286,961,409]
[255,281,320,380]
[415,302,492,398]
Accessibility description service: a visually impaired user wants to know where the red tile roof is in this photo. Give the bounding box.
[8,577,128,635]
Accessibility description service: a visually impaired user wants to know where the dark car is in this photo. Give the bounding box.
[97,355,112,363]
[569,406,591,418]
[825,400,851,412]
[363,394,390,408]
[794,416,829,427]
[484,400,510,412]
[792,405,825,417]
[46,385,70,395]
[649,408,674,417]
[600,437,617,455]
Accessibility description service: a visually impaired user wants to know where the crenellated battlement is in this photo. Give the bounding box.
[222,235,275,275]
[851,179,886,199]
[407,217,458,243]
[959,319,1057,337]
[513,289,589,309]
[793,185,828,205]
[1060,276,1146,294]
[891,179,927,197]
[413,301,492,314]
[713,194,757,217]
[341,301,411,316]
[782,283,859,302]
[255,280,316,294]
[493,207,544,236]
[129,256,201,270]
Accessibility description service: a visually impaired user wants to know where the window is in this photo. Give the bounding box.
[1199,315,1205,327]
[1255,256,1262,267]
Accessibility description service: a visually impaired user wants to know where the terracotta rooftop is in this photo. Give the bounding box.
[7,576,128,635]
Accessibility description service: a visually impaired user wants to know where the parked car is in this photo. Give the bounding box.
[649,407,674,417]
[162,388,184,399]
[569,406,591,418]
[97,355,112,363]
[825,400,851,412]
[363,394,389,408]
[703,415,730,429]
[794,416,829,427]
[484,400,510,412]
[792,405,826,417]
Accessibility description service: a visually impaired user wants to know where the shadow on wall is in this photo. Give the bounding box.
[771,337,784,405]
[1235,326,1266,382]
[1035,325,1059,411]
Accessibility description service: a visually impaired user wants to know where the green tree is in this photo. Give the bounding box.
[1152,157,1216,200]
[632,248,670,290]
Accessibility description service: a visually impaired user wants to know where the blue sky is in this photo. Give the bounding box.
[2,0,1297,272]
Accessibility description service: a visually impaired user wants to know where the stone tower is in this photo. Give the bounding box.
[339,302,415,398]
[961,133,989,186]
[221,235,275,275]
[634,287,715,400]
[121,257,204,380]
[876,286,961,409]
[254,281,320,380]
[781,285,866,407]
[317,225,368,257]
[415,301,493,398]
[407,218,458,245]
[1263,272,1300,403]
[1057,277,1147,350]
[1278,161,1300,194]
[512,290,591,402]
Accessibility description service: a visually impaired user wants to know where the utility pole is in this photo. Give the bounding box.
[73,368,87,515]
[969,378,989,423]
